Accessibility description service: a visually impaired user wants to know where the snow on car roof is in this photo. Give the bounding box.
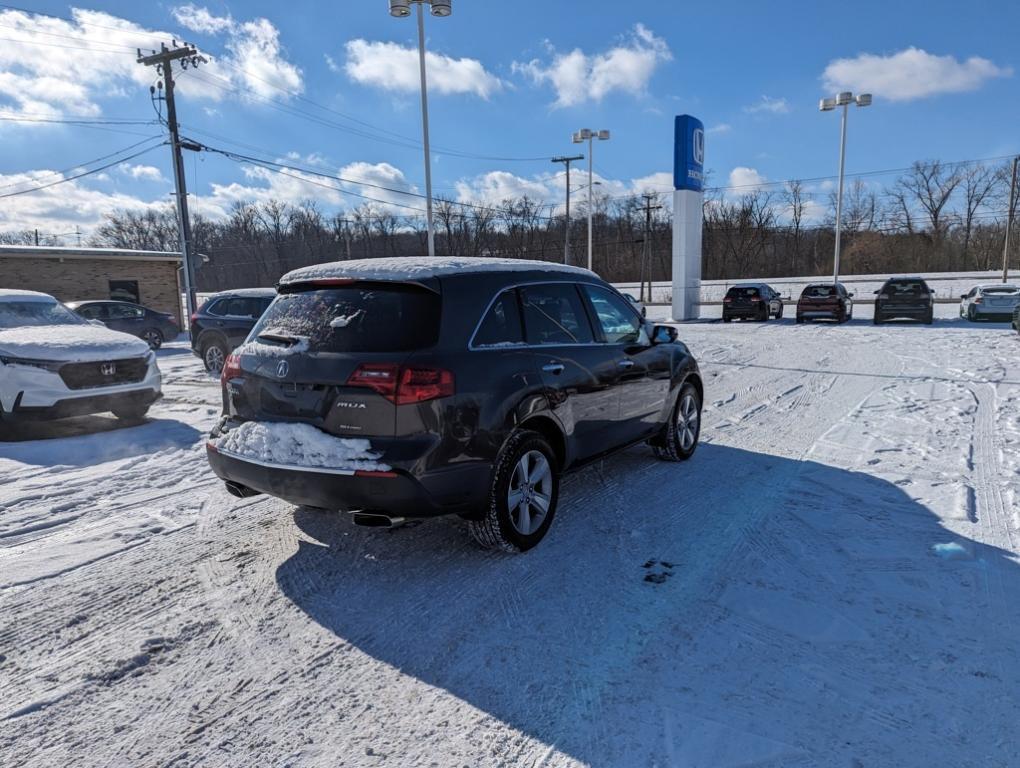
[209,287,277,298]
[0,289,56,303]
[280,257,595,286]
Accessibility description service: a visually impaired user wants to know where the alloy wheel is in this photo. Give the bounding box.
[677,392,700,451]
[507,449,553,536]
[205,345,225,372]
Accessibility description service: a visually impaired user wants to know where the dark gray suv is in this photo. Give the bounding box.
[206,258,703,552]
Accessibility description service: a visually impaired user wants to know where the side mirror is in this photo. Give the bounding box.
[960,294,968,300]
[848,292,855,298]
[873,290,880,295]
[652,325,678,344]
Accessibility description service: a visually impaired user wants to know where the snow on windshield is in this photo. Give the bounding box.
[0,300,85,330]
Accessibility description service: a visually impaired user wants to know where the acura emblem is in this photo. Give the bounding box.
[276,360,289,378]
[100,362,117,376]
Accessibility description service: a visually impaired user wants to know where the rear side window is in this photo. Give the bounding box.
[224,297,265,317]
[520,284,594,345]
[76,305,106,320]
[251,284,440,353]
[473,290,524,347]
[204,299,226,316]
[583,285,646,344]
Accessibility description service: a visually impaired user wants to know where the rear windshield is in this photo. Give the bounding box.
[0,301,85,329]
[884,280,928,295]
[982,286,1020,295]
[250,284,440,353]
[802,285,836,298]
[726,287,760,299]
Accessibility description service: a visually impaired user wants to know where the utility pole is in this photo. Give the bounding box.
[33,228,39,246]
[338,218,353,260]
[1003,156,1019,284]
[551,154,583,265]
[138,42,206,320]
[639,193,662,303]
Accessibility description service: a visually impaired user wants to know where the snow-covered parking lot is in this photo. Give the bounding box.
[3,313,1020,767]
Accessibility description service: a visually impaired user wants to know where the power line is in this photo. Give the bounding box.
[0,142,165,198]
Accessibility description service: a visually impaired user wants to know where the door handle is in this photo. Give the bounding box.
[617,359,635,368]
[541,362,565,375]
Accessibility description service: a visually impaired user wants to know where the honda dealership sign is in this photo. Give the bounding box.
[671,114,704,320]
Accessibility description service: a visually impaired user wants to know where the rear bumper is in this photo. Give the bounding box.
[206,442,491,516]
[964,304,1017,320]
[722,306,763,318]
[797,307,843,319]
[3,388,161,421]
[875,305,930,320]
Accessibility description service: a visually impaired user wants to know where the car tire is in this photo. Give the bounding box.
[873,314,883,325]
[776,305,784,319]
[722,315,732,323]
[202,339,229,373]
[143,328,163,350]
[925,310,934,325]
[467,430,559,553]
[759,306,769,322]
[113,404,150,422]
[795,316,804,324]
[967,305,977,322]
[651,382,701,463]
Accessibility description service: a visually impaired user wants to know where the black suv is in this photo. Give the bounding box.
[206,258,703,552]
[67,300,179,349]
[191,288,276,372]
[873,277,935,325]
[722,283,783,322]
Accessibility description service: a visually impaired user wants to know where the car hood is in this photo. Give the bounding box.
[0,324,151,363]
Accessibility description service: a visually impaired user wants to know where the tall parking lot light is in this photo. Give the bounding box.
[820,92,871,284]
[572,128,611,272]
[389,0,452,258]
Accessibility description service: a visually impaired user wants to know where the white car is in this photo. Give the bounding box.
[960,284,1020,322]
[0,289,162,424]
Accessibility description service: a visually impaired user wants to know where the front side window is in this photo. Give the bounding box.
[520,284,594,345]
[224,297,264,318]
[473,290,524,347]
[108,304,144,320]
[583,285,646,344]
[0,301,86,329]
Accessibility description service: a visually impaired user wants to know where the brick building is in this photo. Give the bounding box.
[0,246,183,325]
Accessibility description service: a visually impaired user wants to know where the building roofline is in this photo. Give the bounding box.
[0,245,183,262]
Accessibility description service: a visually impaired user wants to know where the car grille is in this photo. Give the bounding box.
[59,358,148,390]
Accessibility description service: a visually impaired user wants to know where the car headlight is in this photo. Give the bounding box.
[0,355,63,372]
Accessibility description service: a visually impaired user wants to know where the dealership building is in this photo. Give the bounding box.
[0,246,183,324]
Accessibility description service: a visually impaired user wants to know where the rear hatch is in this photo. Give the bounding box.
[980,286,1020,309]
[724,286,761,312]
[798,285,840,309]
[879,280,930,311]
[227,280,444,439]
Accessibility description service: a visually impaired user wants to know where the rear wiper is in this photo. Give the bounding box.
[257,331,306,347]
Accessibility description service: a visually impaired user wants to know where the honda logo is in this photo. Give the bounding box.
[100,362,117,376]
[692,127,705,166]
[276,360,289,378]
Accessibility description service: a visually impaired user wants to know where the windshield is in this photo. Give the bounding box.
[0,301,87,330]
[249,283,440,353]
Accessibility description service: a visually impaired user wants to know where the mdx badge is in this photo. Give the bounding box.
[276,360,289,378]
[335,401,367,409]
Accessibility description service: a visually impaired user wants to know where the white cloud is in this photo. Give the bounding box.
[344,40,503,99]
[0,7,302,120]
[171,4,234,35]
[822,47,1011,102]
[727,167,768,191]
[707,123,732,135]
[744,95,789,114]
[455,171,552,206]
[514,24,671,108]
[119,164,165,182]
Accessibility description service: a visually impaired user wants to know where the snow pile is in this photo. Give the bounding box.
[0,325,151,362]
[212,420,389,472]
[280,256,594,285]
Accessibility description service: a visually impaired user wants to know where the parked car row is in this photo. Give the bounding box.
[67,300,179,349]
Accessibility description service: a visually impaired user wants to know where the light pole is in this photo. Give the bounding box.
[819,91,871,284]
[551,154,584,264]
[572,128,610,271]
[389,0,451,258]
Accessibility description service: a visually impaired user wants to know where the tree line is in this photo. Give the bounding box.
[5,158,1016,292]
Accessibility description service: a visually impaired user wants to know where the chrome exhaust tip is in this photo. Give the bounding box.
[224,480,261,499]
[351,511,406,528]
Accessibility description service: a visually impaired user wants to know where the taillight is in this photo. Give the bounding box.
[190,312,198,327]
[878,293,889,300]
[347,364,454,405]
[750,297,761,303]
[221,353,242,384]
[723,297,732,303]
[973,297,983,305]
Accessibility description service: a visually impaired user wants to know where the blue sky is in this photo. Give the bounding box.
[2,0,1017,237]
